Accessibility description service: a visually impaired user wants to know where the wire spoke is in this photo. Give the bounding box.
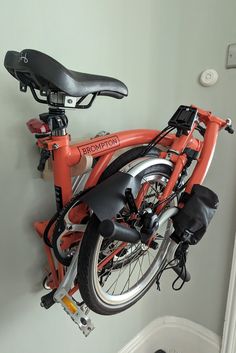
[147,249,155,260]
[110,249,141,294]
[143,178,159,197]
[147,250,151,266]
[120,250,145,294]
[109,245,143,294]
[127,245,134,291]
[106,248,127,293]
[137,252,145,281]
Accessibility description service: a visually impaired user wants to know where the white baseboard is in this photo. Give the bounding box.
[118,316,220,353]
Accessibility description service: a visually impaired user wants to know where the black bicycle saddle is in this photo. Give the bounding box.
[4,49,128,108]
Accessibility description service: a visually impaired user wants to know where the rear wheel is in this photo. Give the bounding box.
[77,163,177,315]
[51,146,158,265]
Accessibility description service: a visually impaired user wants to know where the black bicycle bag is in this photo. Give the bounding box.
[171,184,219,245]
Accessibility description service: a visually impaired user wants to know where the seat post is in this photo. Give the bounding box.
[40,108,68,136]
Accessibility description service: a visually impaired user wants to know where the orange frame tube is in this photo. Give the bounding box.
[38,129,176,206]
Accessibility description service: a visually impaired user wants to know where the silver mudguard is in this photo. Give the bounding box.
[80,157,173,221]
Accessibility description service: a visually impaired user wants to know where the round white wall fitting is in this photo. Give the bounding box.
[199,69,219,87]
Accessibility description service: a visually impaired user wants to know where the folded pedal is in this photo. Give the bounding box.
[55,289,94,337]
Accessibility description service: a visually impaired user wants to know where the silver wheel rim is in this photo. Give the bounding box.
[91,173,178,307]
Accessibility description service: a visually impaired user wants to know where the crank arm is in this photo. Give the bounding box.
[64,223,86,232]
[54,245,80,296]
[64,209,87,232]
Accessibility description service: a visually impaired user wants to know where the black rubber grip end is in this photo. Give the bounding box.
[40,289,57,309]
[99,219,140,243]
[172,264,191,282]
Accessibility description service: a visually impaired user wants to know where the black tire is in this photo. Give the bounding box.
[77,163,173,315]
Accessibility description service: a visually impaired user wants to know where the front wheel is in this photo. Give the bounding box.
[77,164,178,315]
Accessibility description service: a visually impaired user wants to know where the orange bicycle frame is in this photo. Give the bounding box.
[36,128,175,287]
[35,106,228,288]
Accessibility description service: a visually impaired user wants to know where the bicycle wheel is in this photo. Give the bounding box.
[51,146,158,265]
[77,163,178,315]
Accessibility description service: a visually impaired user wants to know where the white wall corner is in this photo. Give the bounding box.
[221,233,236,353]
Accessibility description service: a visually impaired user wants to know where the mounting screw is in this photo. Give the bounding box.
[52,143,59,149]
[66,224,73,230]
[67,99,73,104]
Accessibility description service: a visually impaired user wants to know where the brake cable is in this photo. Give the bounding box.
[156,246,188,291]
[141,126,175,156]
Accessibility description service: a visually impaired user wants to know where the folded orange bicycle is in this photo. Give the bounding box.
[4,49,234,336]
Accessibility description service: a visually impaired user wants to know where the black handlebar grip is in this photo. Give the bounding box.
[99,219,140,243]
[172,264,191,282]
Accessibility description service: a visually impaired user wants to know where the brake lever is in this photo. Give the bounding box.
[37,149,50,172]
[225,118,234,134]
[225,125,234,134]
[196,125,206,137]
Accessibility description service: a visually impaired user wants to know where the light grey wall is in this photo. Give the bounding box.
[0,1,236,353]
